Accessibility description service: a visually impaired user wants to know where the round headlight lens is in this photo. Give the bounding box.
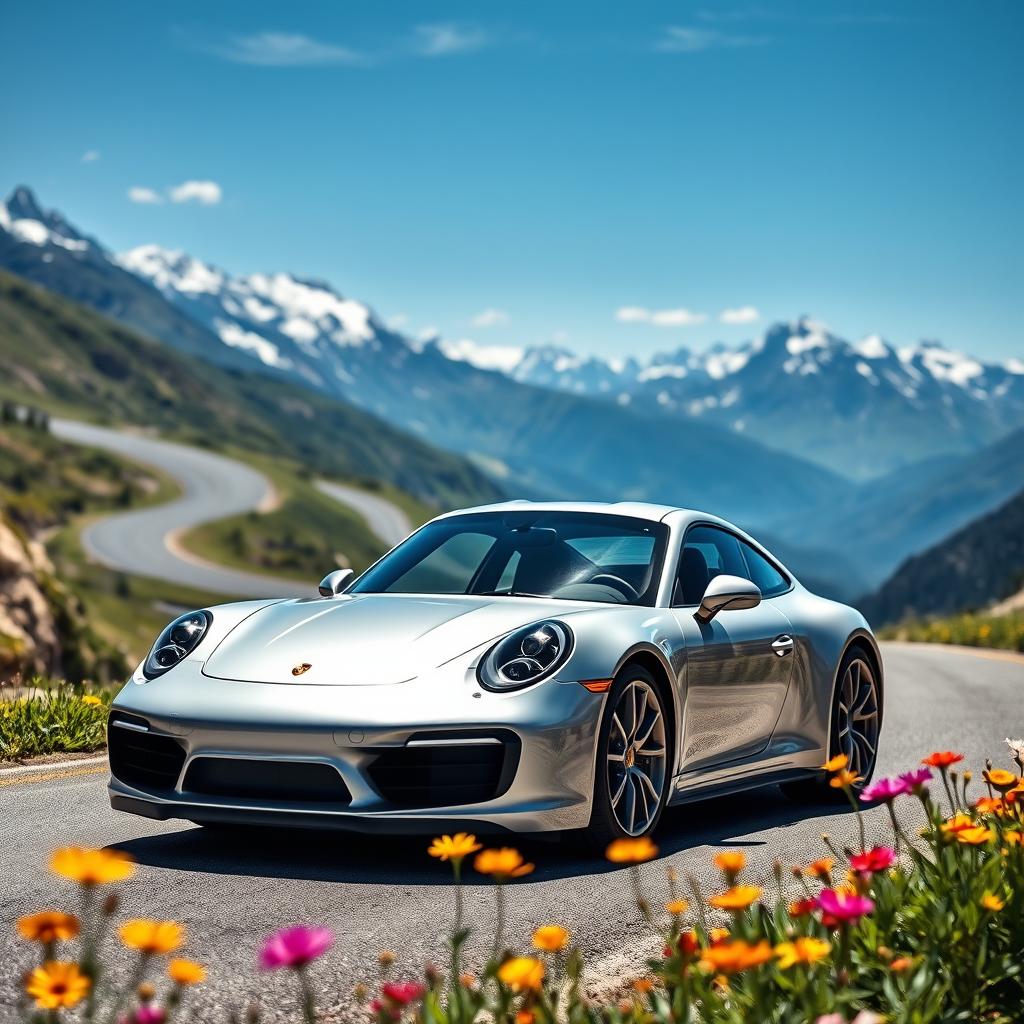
[479,620,573,692]
[143,610,211,679]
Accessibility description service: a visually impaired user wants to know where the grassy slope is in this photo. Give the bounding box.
[879,610,1024,654]
[0,270,502,510]
[182,451,432,582]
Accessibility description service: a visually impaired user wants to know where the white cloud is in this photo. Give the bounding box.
[651,308,707,327]
[616,306,652,323]
[212,32,362,66]
[656,26,769,52]
[169,180,222,205]
[470,308,510,328]
[413,23,489,57]
[719,305,760,325]
[81,150,100,163]
[386,313,409,330]
[616,306,707,327]
[128,186,163,205]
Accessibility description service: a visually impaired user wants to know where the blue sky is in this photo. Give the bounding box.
[2,1,1021,360]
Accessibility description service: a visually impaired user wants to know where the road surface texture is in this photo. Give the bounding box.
[1,643,1021,1020]
[314,481,413,550]
[50,420,410,600]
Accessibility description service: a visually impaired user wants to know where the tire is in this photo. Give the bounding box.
[781,645,881,804]
[583,665,671,849]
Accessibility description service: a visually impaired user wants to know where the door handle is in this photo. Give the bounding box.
[771,634,794,656]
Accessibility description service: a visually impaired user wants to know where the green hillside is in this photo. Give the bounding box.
[0,271,502,510]
[862,488,1024,626]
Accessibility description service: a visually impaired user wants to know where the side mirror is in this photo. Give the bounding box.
[695,574,761,624]
[318,568,354,597]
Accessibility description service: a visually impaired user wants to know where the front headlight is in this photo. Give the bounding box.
[478,620,573,692]
[143,610,211,679]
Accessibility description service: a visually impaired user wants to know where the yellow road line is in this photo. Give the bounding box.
[0,763,108,788]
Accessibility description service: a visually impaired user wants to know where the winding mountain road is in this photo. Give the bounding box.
[1,644,1021,1019]
[50,420,409,599]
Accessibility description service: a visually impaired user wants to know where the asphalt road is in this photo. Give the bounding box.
[2,643,1021,1020]
[315,481,412,550]
[50,420,410,600]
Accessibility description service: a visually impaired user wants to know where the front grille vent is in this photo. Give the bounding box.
[107,715,186,793]
[367,732,520,808]
[182,758,352,806]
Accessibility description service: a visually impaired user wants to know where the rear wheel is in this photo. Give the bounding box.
[584,666,670,848]
[782,647,881,803]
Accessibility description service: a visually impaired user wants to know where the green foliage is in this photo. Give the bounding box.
[0,681,109,760]
[880,611,1024,653]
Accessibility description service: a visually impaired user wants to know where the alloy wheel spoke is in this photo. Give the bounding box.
[612,713,628,748]
[611,772,628,808]
[634,710,661,749]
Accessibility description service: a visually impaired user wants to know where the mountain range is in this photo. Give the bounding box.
[2,184,1022,603]
[861,487,1024,625]
[442,326,1024,481]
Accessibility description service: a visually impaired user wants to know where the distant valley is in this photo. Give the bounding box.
[2,184,1022,607]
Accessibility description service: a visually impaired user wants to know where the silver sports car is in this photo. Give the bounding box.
[108,501,882,844]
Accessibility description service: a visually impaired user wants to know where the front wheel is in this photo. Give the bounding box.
[584,666,670,848]
[781,647,881,803]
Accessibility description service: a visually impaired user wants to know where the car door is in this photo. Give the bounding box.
[672,525,795,773]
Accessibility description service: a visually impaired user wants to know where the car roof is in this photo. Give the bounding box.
[434,500,727,527]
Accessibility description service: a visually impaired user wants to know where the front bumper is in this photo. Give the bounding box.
[107,660,604,833]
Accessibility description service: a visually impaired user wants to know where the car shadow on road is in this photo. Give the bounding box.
[113,787,853,886]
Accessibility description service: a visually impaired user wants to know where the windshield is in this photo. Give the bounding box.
[350,511,668,606]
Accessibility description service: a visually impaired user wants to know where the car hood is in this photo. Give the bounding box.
[201,593,578,685]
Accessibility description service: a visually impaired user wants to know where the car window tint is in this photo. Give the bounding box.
[675,525,747,605]
[567,535,656,566]
[495,549,521,592]
[740,541,789,598]
[384,532,495,594]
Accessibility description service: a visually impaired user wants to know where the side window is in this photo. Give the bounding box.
[385,532,495,594]
[740,541,790,598]
[674,525,747,605]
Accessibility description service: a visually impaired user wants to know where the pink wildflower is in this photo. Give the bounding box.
[380,981,426,1006]
[898,767,933,792]
[817,888,875,927]
[859,776,910,803]
[259,925,334,971]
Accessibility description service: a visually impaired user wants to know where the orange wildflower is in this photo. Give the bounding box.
[50,847,135,886]
[956,825,994,846]
[17,911,80,944]
[699,939,773,974]
[119,919,185,954]
[428,833,482,863]
[805,857,834,880]
[25,962,90,1010]
[497,957,545,992]
[605,837,659,864]
[983,768,1018,791]
[532,925,569,952]
[981,892,1005,911]
[829,769,860,789]
[922,751,964,768]
[168,959,206,985]
[474,848,534,879]
[708,885,761,912]
[713,851,746,877]
[822,753,848,772]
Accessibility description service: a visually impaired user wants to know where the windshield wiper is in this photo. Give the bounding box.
[475,589,548,598]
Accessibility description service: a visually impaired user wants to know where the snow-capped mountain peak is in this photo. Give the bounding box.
[1,185,97,254]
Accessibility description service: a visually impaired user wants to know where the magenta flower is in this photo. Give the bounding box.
[259,925,334,971]
[898,767,933,792]
[849,845,897,876]
[859,776,910,804]
[817,888,875,927]
[122,1009,166,1024]
[380,981,427,1006]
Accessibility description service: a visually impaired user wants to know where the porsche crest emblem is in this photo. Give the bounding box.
[291,662,313,677]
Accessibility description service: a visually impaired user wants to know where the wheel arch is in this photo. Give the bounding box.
[612,644,680,778]
[824,629,885,764]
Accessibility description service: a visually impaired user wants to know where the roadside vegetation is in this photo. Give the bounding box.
[0,682,109,761]
[880,611,1024,653]
[10,742,1024,1021]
